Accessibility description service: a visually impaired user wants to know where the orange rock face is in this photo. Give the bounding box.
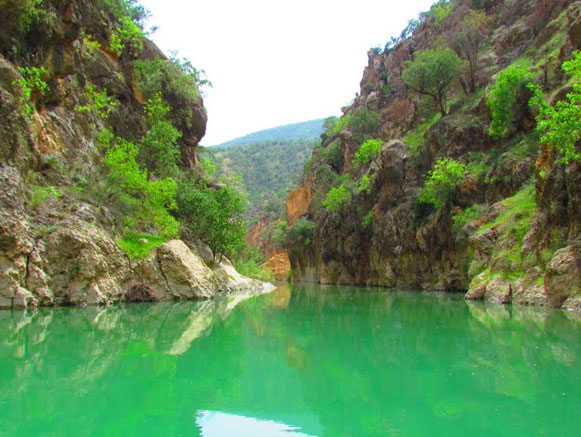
[246,218,274,258]
[261,249,291,281]
[286,183,312,226]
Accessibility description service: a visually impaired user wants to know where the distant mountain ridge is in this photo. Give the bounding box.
[213,119,326,148]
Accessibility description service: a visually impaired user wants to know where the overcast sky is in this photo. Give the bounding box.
[140,0,437,146]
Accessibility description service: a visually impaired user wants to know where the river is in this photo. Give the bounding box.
[0,284,580,436]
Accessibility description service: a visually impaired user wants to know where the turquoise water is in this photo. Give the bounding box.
[0,284,580,436]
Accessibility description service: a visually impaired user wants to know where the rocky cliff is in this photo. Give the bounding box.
[0,0,272,309]
[287,0,581,310]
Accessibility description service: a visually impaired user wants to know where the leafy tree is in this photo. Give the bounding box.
[272,221,288,248]
[287,219,315,245]
[419,158,466,208]
[354,138,383,167]
[529,51,581,164]
[104,137,178,237]
[323,184,352,213]
[402,47,462,116]
[452,10,490,94]
[177,181,247,261]
[487,64,534,139]
[139,94,181,178]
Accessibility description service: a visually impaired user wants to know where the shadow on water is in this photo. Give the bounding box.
[0,284,580,436]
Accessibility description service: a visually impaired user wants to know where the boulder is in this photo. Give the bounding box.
[544,245,581,307]
[155,240,217,299]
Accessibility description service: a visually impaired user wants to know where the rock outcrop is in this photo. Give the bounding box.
[286,0,581,311]
[0,0,273,309]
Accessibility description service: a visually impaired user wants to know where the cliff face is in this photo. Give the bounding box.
[287,0,581,310]
[0,0,270,308]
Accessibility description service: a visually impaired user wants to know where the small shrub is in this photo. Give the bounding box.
[362,210,374,230]
[354,138,382,167]
[323,184,352,213]
[452,204,484,233]
[419,158,467,208]
[288,219,315,245]
[529,50,581,164]
[487,64,534,139]
[13,66,48,114]
[358,174,375,194]
[30,185,60,207]
[272,221,288,248]
[77,84,118,121]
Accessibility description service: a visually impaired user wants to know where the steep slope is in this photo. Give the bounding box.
[286,0,581,310]
[213,119,325,148]
[208,138,317,222]
[0,0,271,308]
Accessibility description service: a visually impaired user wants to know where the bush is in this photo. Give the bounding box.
[529,51,581,164]
[177,181,247,261]
[358,174,375,194]
[487,64,534,139]
[419,158,466,208]
[77,84,118,121]
[452,204,484,233]
[402,47,462,116]
[138,94,181,178]
[13,66,48,114]
[104,137,178,238]
[329,107,380,144]
[272,221,288,248]
[323,184,352,213]
[288,219,315,245]
[354,138,383,167]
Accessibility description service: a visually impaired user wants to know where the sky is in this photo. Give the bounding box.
[139,0,437,146]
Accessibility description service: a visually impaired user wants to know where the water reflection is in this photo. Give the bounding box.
[0,284,579,436]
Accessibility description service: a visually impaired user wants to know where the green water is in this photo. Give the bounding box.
[1,285,580,436]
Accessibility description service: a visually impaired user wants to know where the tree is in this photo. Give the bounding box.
[354,138,383,167]
[452,10,490,94]
[419,158,466,208]
[177,181,247,261]
[138,94,181,178]
[529,51,581,164]
[402,47,462,116]
[487,64,534,139]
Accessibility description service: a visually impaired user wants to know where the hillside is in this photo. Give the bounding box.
[213,119,325,148]
[208,138,316,223]
[285,0,581,310]
[0,0,270,309]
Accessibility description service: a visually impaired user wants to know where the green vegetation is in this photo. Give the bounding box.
[210,138,316,222]
[103,136,179,238]
[402,113,441,157]
[452,10,490,94]
[29,185,61,208]
[487,64,534,139]
[272,221,288,248]
[139,94,181,178]
[77,84,118,121]
[232,246,274,282]
[177,181,246,262]
[452,204,485,233]
[323,184,352,213]
[118,232,168,259]
[419,158,467,208]
[287,219,315,245]
[358,174,375,194]
[354,139,383,167]
[13,66,48,114]
[402,47,462,116]
[328,107,380,144]
[429,0,451,26]
[529,51,581,163]
[471,184,537,280]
